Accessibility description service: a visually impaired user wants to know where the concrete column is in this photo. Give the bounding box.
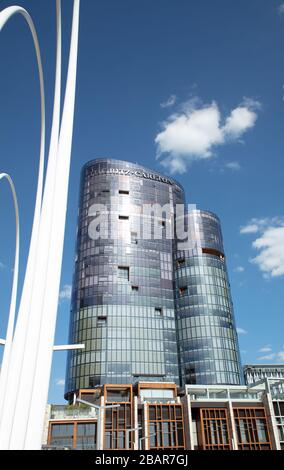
[263,392,281,450]
[227,401,238,450]
[98,395,105,450]
[143,402,149,450]
[182,395,193,450]
[41,404,51,447]
[133,396,139,450]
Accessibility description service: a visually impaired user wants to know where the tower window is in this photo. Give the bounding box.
[179,286,188,296]
[118,266,129,281]
[119,190,129,195]
[202,247,225,260]
[155,307,163,315]
[177,258,185,266]
[131,232,138,244]
[119,215,129,220]
[131,285,139,291]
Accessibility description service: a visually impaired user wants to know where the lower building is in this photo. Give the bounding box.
[43,379,284,450]
[272,397,284,449]
[182,383,274,450]
[42,402,98,450]
[244,364,284,385]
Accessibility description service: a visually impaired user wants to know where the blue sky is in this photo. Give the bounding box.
[0,0,284,404]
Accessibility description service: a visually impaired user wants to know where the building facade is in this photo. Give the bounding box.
[48,157,284,452]
[65,159,185,398]
[244,364,284,385]
[243,365,284,450]
[65,158,243,401]
[175,210,243,386]
[44,379,284,450]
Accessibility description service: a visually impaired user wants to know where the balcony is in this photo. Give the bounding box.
[50,404,98,421]
[186,385,264,402]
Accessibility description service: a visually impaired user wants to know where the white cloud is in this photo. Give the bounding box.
[241,217,284,278]
[56,378,65,387]
[257,349,284,362]
[59,284,72,301]
[160,94,177,108]
[278,3,284,15]
[277,351,284,361]
[258,353,276,361]
[165,157,187,174]
[241,96,262,110]
[252,227,284,277]
[240,223,259,234]
[223,106,257,138]
[237,327,248,335]
[258,345,272,353]
[240,217,284,234]
[155,97,260,174]
[234,266,245,273]
[224,161,241,171]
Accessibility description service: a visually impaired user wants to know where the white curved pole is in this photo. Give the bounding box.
[4,0,63,449]
[0,174,19,401]
[0,0,80,449]
[24,0,80,448]
[0,1,62,449]
[0,0,80,450]
[0,6,45,426]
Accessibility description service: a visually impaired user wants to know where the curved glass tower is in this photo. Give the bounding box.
[174,209,243,385]
[65,158,184,399]
[65,159,243,399]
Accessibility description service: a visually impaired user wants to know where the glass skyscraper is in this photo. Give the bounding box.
[65,158,243,400]
[65,158,184,398]
[174,209,243,385]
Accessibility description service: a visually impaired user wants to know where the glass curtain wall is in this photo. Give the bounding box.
[174,209,243,385]
[65,159,184,398]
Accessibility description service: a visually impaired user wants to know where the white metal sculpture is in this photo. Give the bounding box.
[0,0,81,449]
[0,173,19,408]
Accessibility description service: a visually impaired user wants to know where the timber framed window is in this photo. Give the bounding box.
[199,408,231,450]
[233,407,272,450]
[48,420,97,450]
[147,404,185,450]
[104,385,133,450]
